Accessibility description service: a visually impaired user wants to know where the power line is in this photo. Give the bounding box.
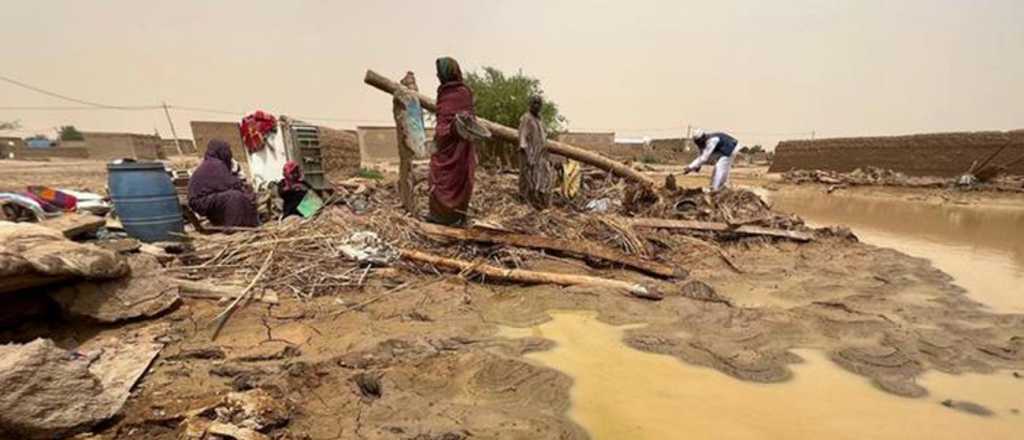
[0,74,808,134]
[0,75,163,110]
[0,105,144,111]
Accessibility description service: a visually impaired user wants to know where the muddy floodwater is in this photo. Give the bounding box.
[497,188,1024,439]
[503,312,1024,440]
[768,189,1024,313]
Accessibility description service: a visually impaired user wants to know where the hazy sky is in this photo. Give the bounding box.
[1,0,1021,148]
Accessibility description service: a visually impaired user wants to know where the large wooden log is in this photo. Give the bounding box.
[364,70,655,187]
[415,220,684,278]
[399,248,662,300]
[628,217,814,242]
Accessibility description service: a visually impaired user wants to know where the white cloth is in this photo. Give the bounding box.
[711,154,733,191]
[246,125,289,188]
[688,136,720,170]
[687,136,734,191]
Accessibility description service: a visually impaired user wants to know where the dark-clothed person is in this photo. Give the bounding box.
[427,57,477,226]
[188,140,259,227]
[278,160,309,218]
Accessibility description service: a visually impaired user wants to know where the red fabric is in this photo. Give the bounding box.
[25,186,77,212]
[240,111,277,153]
[429,81,476,213]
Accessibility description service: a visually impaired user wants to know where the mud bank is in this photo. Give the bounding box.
[36,233,1017,439]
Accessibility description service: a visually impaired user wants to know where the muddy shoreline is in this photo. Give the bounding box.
[17,235,1013,439]
[2,160,1023,439]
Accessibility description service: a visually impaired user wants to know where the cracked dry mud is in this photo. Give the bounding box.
[57,233,1021,439]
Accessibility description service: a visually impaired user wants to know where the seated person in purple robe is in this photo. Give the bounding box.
[187,140,259,228]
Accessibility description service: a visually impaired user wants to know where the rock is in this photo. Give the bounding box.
[679,280,733,306]
[814,225,859,241]
[0,337,162,439]
[0,222,129,294]
[353,372,382,400]
[941,399,994,417]
[219,389,290,432]
[94,238,141,254]
[664,174,678,192]
[165,347,226,361]
[231,341,301,362]
[49,255,180,323]
[207,421,270,440]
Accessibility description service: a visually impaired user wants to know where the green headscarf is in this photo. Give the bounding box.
[435,57,463,84]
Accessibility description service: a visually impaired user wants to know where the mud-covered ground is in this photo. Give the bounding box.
[2,158,1024,439]
[3,235,1020,439]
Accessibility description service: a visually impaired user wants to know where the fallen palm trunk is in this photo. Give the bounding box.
[629,217,814,242]
[399,248,662,300]
[416,220,684,278]
[364,70,655,187]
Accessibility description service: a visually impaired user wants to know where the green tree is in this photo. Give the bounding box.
[464,67,568,137]
[0,120,20,131]
[59,125,85,141]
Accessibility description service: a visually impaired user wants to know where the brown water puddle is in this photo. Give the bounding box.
[502,312,1024,440]
[766,189,1024,313]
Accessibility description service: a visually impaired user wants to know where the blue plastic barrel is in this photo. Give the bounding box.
[107,162,184,242]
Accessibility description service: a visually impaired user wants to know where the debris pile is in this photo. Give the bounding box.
[182,389,292,440]
[782,167,915,186]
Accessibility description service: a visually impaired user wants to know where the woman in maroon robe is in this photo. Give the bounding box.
[187,140,260,228]
[427,56,477,226]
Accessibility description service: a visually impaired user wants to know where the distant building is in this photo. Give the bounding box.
[78,131,164,160]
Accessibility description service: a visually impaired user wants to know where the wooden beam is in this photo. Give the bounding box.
[416,220,684,278]
[399,248,662,300]
[170,278,279,304]
[629,217,814,242]
[364,69,655,187]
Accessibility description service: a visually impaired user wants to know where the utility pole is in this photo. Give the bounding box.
[811,130,816,140]
[686,125,692,138]
[162,102,185,156]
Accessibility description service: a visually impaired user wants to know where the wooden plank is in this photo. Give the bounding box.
[399,248,662,300]
[40,213,106,239]
[629,217,814,242]
[416,220,684,278]
[170,278,279,305]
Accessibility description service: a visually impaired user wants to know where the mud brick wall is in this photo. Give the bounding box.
[10,146,91,160]
[159,139,197,157]
[769,130,1024,177]
[319,127,361,181]
[357,126,436,164]
[647,138,697,164]
[1,137,26,157]
[190,121,247,164]
[558,132,619,156]
[78,132,164,161]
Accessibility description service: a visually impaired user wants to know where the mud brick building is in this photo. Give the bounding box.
[770,130,1024,177]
